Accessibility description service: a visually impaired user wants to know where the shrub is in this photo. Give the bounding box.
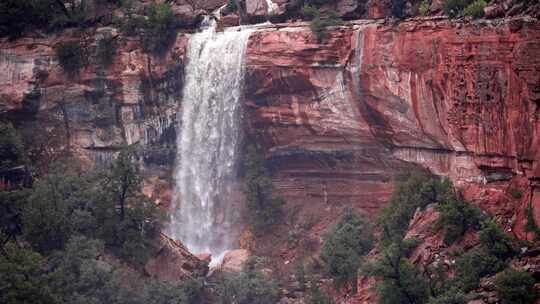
[525,202,540,240]
[462,0,486,18]
[303,5,341,42]
[244,145,285,233]
[428,288,468,304]
[119,15,146,36]
[478,218,516,260]
[378,173,453,244]
[55,41,84,75]
[419,0,431,15]
[0,242,57,304]
[141,3,177,54]
[0,190,28,244]
[0,0,54,40]
[455,247,505,292]
[443,0,470,18]
[320,209,374,288]
[494,269,536,304]
[362,238,429,304]
[434,197,483,245]
[215,268,281,304]
[142,277,204,304]
[0,122,25,170]
[22,164,92,253]
[96,36,116,67]
[96,148,164,266]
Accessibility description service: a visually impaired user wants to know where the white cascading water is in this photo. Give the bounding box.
[167,21,252,265]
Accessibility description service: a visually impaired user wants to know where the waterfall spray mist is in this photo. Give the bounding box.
[168,25,252,265]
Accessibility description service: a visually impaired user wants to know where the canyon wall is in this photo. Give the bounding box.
[1,17,539,240]
[244,18,540,242]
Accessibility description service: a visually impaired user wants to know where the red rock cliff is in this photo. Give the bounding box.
[244,18,540,243]
[0,17,539,252]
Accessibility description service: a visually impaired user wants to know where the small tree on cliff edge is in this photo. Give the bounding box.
[244,144,285,233]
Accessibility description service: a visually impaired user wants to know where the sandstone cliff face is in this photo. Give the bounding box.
[243,18,540,243]
[0,28,189,205]
[1,16,539,287]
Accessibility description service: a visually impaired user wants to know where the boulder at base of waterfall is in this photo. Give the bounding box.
[219,249,250,272]
[145,234,209,282]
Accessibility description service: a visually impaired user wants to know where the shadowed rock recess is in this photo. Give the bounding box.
[1,13,540,302]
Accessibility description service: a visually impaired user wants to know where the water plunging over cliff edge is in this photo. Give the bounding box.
[167,24,252,265]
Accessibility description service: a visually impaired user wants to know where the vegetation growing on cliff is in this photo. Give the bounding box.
[55,40,86,75]
[434,195,483,244]
[302,2,341,42]
[320,208,374,289]
[359,173,528,304]
[0,122,25,170]
[244,144,285,233]
[215,258,281,304]
[494,268,537,304]
[443,0,486,18]
[0,124,181,303]
[363,238,429,304]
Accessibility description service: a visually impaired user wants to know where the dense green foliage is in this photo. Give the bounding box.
[244,145,285,233]
[378,173,453,243]
[443,0,470,18]
[0,122,25,170]
[494,269,536,304]
[0,142,203,303]
[478,218,516,260]
[462,0,486,18]
[435,196,483,244]
[0,0,57,40]
[20,148,163,265]
[97,36,116,67]
[55,41,85,75]
[303,4,341,42]
[443,0,485,18]
[215,259,281,304]
[120,2,177,54]
[142,3,177,54]
[320,209,373,288]
[525,202,540,240]
[427,289,468,304]
[363,173,523,304]
[454,247,505,291]
[0,0,102,39]
[22,164,90,253]
[419,0,431,15]
[363,238,429,304]
[0,242,57,304]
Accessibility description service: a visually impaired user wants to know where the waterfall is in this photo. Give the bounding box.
[167,24,252,264]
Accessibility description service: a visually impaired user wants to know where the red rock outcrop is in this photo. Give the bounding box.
[145,233,208,282]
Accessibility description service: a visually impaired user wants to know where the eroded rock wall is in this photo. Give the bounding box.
[0,28,189,206]
[1,17,539,242]
[243,18,540,243]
